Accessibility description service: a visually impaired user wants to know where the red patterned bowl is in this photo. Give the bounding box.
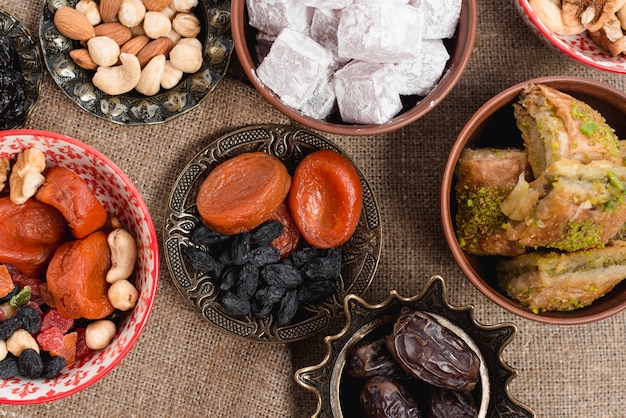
[0,130,158,403]
[515,0,626,73]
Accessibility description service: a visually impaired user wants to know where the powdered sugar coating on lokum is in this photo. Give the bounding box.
[247,0,313,36]
[256,28,334,109]
[299,0,352,10]
[408,0,462,39]
[395,39,450,96]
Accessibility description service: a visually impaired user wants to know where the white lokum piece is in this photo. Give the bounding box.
[337,2,424,63]
[309,8,349,64]
[300,76,337,119]
[334,60,402,124]
[257,28,334,109]
[247,0,313,36]
[395,39,450,96]
[408,0,462,39]
[299,0,352,10]
[255,32,276,63]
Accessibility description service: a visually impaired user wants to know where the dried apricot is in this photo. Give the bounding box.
[46,231,115,320]
[0,265,14,299]
[196,152,291,235]
[0,196,69,278]
[34,166,108,239]
[289,150,363,249]
[269,201,300,258]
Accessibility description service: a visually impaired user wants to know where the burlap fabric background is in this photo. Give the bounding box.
[1,0,625,416]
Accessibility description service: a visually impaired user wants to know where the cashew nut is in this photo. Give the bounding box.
[106,227,138,283]
[161,60,184,89]
[92,52,142,95]
[85,319,117,350]
[136,54,166,96]
[9,148,46,205]
[0,157,9,193]
[87,36,121,67]
[529,0,585,35]
[6,329,40,356]
[0,340,7,362]
[107,279,139,311]
[75,0,102,26]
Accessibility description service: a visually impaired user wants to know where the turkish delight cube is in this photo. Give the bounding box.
[408,0,462,39]
[257,28,335,109]
[299,0,352,10]
[309,8,349,64]
[334,60,402,124]
[255,32,276,63]
[337,2,424,63]
[395,39,450,96]
[300,76,337,120]
[247,0,313,36]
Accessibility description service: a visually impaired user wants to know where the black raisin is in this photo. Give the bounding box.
[17,305,42,334]
[255,285,286,304]
[0,67,26,129]
[218,248,233,266]
[251,221,283,246]
[218,266,239,291]
[0,356,18,378]
[297,279,336,304]
[250,299,274,318]
[250,246,281,267]
[190,225,230,246]
[220,292,251,316]
[41,356,66,379]
[236,263,259,300]
[0,316,21,340]
[276,289,299,325]
[301,248,342,280]
[262,262,304,289]
[182,246,218,273]
[231,232,251,265]
[17,348,43,379]
[291,245,323,267]
[0,35,17,68]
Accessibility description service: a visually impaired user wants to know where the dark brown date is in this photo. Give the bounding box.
[386,308,480,391]
[359,376,422,418]
[427,386,477,418]
[347,338,405,379]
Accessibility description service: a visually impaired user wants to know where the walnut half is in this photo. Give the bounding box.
[9,148,46,205]
[0,157,9,193]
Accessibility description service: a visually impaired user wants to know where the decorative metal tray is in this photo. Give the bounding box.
[163,125,382,343]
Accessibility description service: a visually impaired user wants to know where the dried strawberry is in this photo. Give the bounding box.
[40,308,75,334]
[50,331,78,365]
[36,327,65,352]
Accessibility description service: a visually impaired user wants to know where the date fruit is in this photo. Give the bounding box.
[427,386,478,418]
[386,308,480,391]
[347,338,405,379]
[359,376,422,418]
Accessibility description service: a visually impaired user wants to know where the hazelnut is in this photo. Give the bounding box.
[85,320,117,350]
[143,11,172,39]
[172,12,201,38]
[169,38,203,73]
[108,279,139,311]
[87,36,121,67]
[170,0,199,13]
[118,0,146,27]
[75,0,102,26]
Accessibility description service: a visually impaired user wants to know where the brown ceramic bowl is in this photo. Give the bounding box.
[441,75,626,325]
[231,0,477,136]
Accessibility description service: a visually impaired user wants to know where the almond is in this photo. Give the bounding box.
[94,22,133,45]
[120,35,151,56]
[100,0,122,22]
[69,48,98,70]
[143,0,171,12]
[136,37,174,67]
[53,6,96,41]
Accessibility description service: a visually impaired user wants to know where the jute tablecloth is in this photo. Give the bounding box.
[0,0,624,416]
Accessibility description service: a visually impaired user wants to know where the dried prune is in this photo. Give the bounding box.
[301,248,342,280]
[0,356,18,378]
[359,376,422,418]
[17,305,42,334]
[347,338,405,379]
[250,245,281,266]
[427,386,478,418]
[41,355,66,379]
[386,309,480,391]
[182,246,218,273]
[190,225,230,246]
[220,292,251,316]
[0,67,26,128]
[236,263,259,300]
[251,220,283,246]
[297,279,336,304]
[0,316,21,340]
[262,262,303,289]
[277,289,299,325]
[231,232,251,265]
[17,348,43,379]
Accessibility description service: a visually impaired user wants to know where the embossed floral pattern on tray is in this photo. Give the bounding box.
[163,125,383,343]
[38,0,233,125]
[0,130,159,404]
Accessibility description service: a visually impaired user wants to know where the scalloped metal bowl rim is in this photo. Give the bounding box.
[0,10,44,129]
[294,275,532,417]
[0,129,159,404]
[440,75,626,325]
[516,0,626,74]
[231,0,478,136]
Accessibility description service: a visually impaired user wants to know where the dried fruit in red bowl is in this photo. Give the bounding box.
[196,152,291,235]
[289,149,362,249]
